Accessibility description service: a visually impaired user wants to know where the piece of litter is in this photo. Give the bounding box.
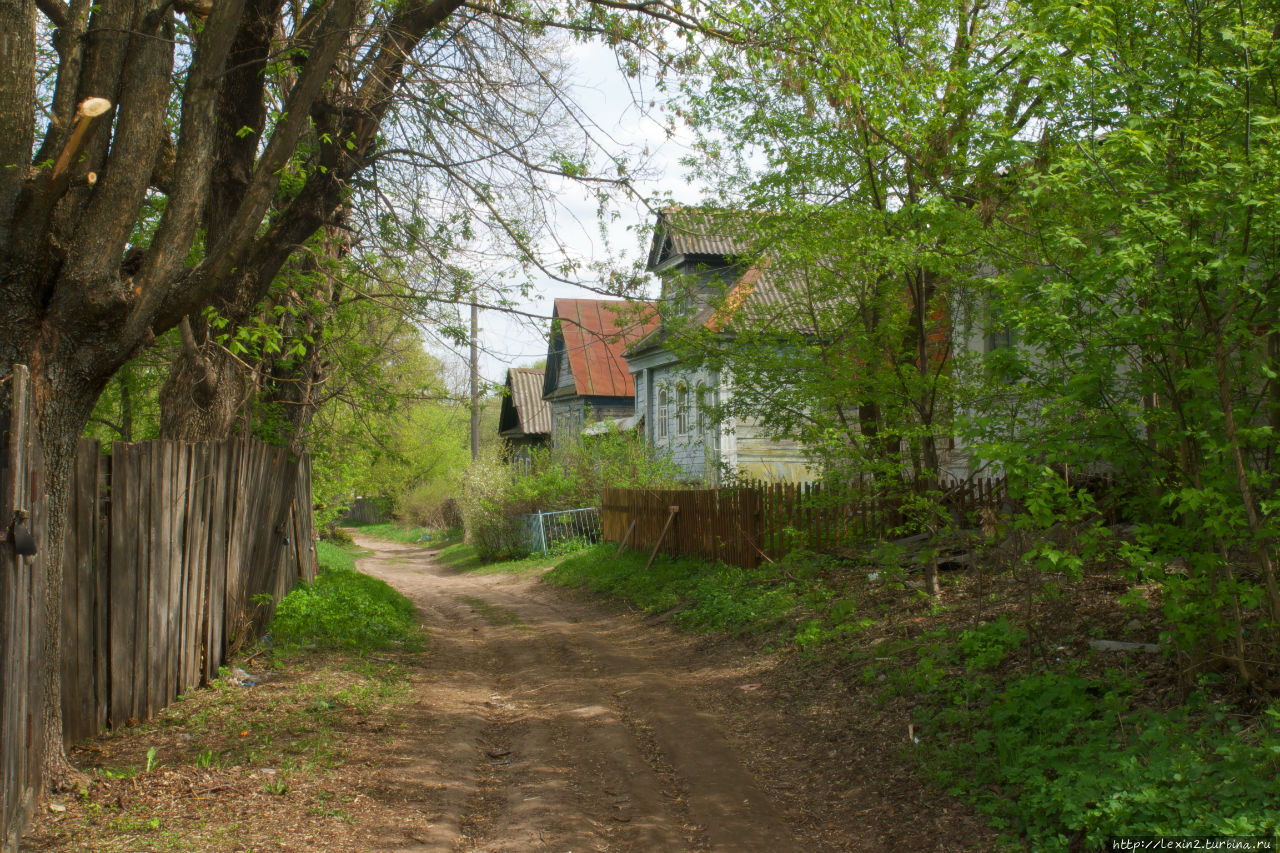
[1089,639,1161,653]
[735,683,763,691]
[48,803,66,813]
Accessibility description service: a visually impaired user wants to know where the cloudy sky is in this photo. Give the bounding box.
[425,37,710,391]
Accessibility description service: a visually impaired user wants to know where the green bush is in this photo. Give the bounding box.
[459,430,683,561]
[271,542,424,651]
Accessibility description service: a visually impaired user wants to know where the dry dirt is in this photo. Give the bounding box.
[343,533,996,852]
[25,533,1001,851]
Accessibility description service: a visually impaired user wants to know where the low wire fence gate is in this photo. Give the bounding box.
[521,507,602,555]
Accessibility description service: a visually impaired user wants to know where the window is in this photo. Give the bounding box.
[657,388,669,439]
[676,383,690,434]
[695,384,708,432]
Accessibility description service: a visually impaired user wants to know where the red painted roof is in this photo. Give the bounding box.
[553,299,659,398]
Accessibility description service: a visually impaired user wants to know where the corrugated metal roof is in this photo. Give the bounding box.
[715,263,824,335]
[646,207,760,269]
[500,367,551,437]
[551,299,660,398]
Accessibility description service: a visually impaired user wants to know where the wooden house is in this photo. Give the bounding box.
[498,367,551,461]
[631,206,1002,483]
[627,207,812,483]
[541,298,660,445]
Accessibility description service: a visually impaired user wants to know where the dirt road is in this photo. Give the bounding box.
[352,533,802,852]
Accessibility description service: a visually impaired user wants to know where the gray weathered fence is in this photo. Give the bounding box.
[1,365,48,853]
[2,365,317,851]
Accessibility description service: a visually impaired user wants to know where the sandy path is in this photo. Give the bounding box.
[351,533,801,853]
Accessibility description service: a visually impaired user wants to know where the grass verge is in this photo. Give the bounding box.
[543,543,1280,849]
[434,542,559,576]
[545,543,815,634]
[271,540,425,652]
[346,521,460,547]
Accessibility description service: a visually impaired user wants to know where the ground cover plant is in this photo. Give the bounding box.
[347,521,461,548]
[271,541,425,652]
[547,541,1280,849]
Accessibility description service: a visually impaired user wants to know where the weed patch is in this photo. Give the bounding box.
[349,521,460,547]
[435,542,555,576]
[271,541,424,652]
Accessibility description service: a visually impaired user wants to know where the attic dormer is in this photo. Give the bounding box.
[646,207,756,316]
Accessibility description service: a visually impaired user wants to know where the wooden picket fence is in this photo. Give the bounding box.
[66,437,317,742]
[602,476,1007,570]
[601,487,766,569]
[3,365,317,852]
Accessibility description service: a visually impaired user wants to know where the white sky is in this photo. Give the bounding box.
[425,38,709,392]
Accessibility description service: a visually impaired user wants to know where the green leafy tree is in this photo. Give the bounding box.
[984,0,1280,683]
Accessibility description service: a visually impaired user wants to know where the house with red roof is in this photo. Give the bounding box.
[541,298,660,445]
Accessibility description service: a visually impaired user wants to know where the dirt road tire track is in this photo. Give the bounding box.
[353,534,800,852]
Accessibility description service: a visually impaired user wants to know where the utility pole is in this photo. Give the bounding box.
[470,300,480,461]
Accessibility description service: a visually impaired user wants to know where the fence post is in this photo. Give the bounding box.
[538,510,548,555]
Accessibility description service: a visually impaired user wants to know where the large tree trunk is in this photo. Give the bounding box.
[1,0,467,798]
[1,353,114,792]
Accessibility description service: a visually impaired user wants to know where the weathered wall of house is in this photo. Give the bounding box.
[726,417,812,482]
[549,397,636,446]
[643,361,721,482]
[631,355,811,483]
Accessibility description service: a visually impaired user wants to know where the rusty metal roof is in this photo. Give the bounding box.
[547,299,660,398]
[499,367,551,437]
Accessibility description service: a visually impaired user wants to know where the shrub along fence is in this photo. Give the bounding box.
[602,476,1008,570]
[3,366,317,852]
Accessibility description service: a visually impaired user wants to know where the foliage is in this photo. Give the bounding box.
[458,429,683,560]
[915,666,1280,849]
[546,544,833,635]
[349,522,460,547]
[972,0,1280,681]
[662,0,1055,485]
[662,0,1280,680]
[270,542,424,652]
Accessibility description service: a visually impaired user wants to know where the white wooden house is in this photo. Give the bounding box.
[627,208,812,483]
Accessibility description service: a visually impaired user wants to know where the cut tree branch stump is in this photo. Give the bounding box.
[52,98,112,179]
